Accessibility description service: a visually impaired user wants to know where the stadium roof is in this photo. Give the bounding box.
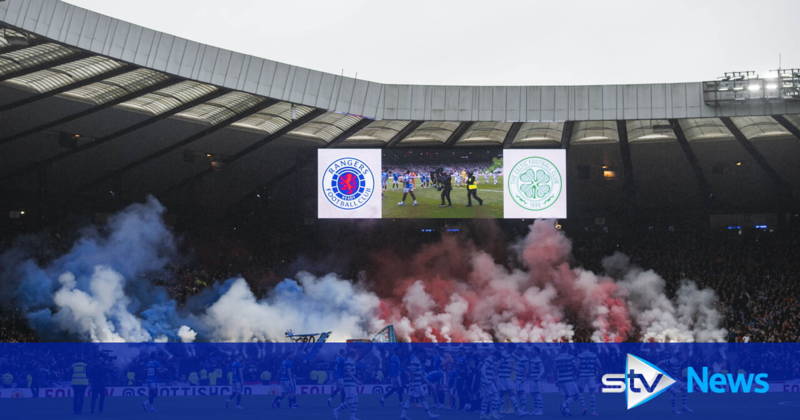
[1,0,799,219]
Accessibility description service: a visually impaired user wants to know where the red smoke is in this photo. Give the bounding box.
[371,221,632,342]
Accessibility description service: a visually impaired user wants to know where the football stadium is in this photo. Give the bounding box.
[0,1,799,419]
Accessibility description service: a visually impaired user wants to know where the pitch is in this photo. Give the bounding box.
[382,177,504,219]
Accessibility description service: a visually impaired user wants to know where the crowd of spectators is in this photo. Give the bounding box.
[570,228,800,342]
[0,219,798,343]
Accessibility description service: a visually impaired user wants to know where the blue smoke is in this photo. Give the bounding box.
[0,196,381,342]
[0,196,181,341]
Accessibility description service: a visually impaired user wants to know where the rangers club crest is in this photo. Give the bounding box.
[322,157,375,210]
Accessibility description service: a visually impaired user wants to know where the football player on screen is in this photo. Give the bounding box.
[397,171,419,206]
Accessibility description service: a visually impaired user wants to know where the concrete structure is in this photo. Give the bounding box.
[1,0,798,221]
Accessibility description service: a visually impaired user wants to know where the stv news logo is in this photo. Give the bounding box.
[602,354,770,410]
[601,354,676,410]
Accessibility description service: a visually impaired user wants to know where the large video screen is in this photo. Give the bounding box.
[382,149,504,219]
[318,148,566,219]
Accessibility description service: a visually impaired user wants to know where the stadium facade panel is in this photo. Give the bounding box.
[2,0,800,122]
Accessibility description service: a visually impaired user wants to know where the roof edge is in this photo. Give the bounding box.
[2,0,799,122]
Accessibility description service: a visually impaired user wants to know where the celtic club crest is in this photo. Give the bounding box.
[508,156,562,211]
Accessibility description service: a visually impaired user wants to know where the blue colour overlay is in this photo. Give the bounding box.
[0,343,798,419]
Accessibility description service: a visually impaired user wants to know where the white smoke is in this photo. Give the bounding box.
[1,197,727,343]
[50,268,151,342]
[198,274,382,342]
[618,267,694,342]
[676,282,727,342]
[177,325,197,343]
[603,252,727,342]
[5,197,183,342]
[386,223,727,343]
[2,195,385,342]
[389,252,576,343]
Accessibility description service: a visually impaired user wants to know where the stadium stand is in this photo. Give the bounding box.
[0,0,799,345]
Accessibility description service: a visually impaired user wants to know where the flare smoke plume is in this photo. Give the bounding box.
[0,198,726,343]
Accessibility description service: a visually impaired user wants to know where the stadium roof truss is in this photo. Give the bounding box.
[1,0,799,217]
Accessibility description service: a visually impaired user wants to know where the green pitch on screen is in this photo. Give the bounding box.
[381,178,504,219]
